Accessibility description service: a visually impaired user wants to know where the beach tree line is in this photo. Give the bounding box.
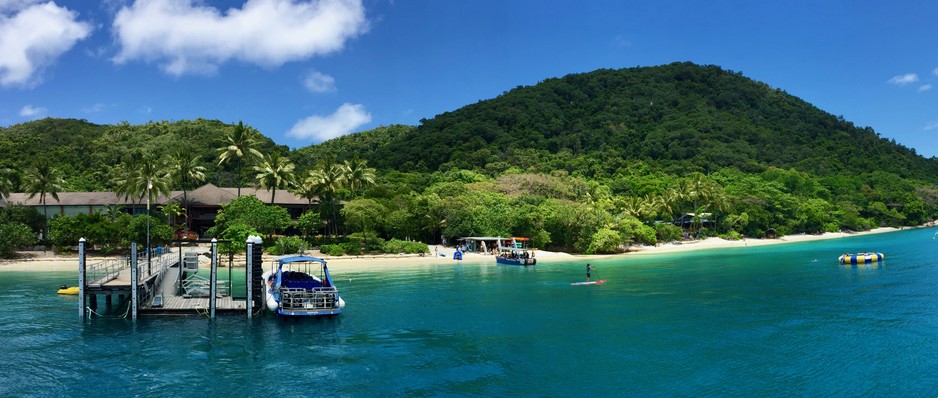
[3,62,938,254]
[1,117,936,256]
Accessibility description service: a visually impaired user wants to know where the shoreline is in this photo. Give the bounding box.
[2,224,934,274]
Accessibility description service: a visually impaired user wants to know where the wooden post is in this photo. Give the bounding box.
[210,238,217,318]
[78,238,86,319]
[131,243,138,320]
[246,238,253,319]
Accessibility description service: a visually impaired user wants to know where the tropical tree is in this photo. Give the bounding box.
[0,167,14,200]
[291,180,321,211]
[341,198,387,236]
[137,154,172,206]
[343,156,376,198]
[23,160,65,237]
[112,155,142,210]
[167,148,206,230]
[304,159,346,236]
[217,121,262,196]
[254,153,295,204]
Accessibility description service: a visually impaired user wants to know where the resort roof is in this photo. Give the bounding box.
[1,183,313,207]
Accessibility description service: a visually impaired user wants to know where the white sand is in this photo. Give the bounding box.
[0,226,926,274]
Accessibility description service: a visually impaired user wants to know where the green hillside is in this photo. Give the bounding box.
[301,62,938,182]
[0,118,286,191]
[3,62,938,254]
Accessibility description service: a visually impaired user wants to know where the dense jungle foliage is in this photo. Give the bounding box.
[2,62,937,255]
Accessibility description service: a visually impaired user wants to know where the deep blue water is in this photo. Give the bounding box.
[2,227,938,397]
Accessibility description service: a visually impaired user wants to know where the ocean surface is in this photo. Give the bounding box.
[2,227,938,397]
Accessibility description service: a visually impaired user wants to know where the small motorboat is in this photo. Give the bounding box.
[838,252,884,265]
[57,285,79,295]
[495,237,536,266]
[262,256,345,317]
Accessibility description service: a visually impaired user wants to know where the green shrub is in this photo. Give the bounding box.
[268,236,306,255]
[0,222,37,258]
[382,239,406,254]
[655,223,683,243]
[403,241,429,254]
[381,239,429,254]
[320,244,345,256]
[340,241,362,255]
[721,230,742,240]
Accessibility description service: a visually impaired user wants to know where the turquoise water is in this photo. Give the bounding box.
[2,228,938,396]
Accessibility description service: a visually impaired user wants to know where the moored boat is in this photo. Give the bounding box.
[495,237,536,266]
[838,252,884,265]
[262,256,345,317]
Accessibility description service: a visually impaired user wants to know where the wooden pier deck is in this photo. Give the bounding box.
[82,249,252,317]
[140,264,248,315]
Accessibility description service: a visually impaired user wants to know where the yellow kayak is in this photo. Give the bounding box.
[57,285,79,295]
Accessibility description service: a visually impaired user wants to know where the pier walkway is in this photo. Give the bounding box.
[80,241,254,318]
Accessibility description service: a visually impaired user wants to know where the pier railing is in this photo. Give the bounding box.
[141,251,175,305]
[87,257,130,287]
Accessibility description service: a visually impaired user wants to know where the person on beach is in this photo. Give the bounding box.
[586,263,594,282]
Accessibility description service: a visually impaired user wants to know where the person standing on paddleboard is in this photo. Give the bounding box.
[586,263,594,282]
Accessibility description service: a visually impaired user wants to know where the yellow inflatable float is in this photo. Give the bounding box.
[838,252,884,265]
[57,285,79,295]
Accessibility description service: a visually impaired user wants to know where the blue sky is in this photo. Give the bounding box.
[2,1,937,157]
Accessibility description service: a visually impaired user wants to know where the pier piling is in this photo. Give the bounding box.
[131,243,138,320]
[78,238,86,319]
[210,238,218,318]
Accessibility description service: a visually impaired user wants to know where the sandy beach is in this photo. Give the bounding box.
[0,225,930,274]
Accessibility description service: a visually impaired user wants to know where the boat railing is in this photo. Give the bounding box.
[279,287,339,310]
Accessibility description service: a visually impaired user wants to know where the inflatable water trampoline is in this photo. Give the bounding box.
[838,252,884,265]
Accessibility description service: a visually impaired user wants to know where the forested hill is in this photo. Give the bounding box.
[0,118,286,191]
[299,62,938,183]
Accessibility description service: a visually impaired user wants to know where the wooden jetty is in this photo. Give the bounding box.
[78,237,265,319]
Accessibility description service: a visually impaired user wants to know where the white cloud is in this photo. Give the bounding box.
[0,2,93,87]
[112,0,368,76]
[83,103,107,113]
[887,73,919,86]
[287,103,371,141]
[19,104,46,117]
[925,121,938,131]
[919,84,933,92]
[934,67,938,77]
[303,70,336,93]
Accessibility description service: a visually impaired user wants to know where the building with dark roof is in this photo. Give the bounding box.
[1,183,316,236]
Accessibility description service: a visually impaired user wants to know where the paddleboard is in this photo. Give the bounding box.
[570,279,606,286]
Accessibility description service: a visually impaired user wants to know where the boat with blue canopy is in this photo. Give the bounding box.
[262,256,345,316]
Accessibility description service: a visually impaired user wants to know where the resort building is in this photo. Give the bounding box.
[0,183,314,236]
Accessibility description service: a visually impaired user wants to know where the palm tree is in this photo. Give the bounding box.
[113,153,144,212]
[167,149,206,231]
[305,159,346,236]
[217,121,262,196]
[254,153,295,204]
[138,155,171,206]
[0,167,14,201]
[343,156,376,198]
[23,160,66,238]
[291,177,322,211]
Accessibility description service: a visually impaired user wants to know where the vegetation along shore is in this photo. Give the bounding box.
[1,63,937,262]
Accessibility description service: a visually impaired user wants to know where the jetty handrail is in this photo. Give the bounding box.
[182,271,230,297]
[143,251,175,305]
[87,257,130,286]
